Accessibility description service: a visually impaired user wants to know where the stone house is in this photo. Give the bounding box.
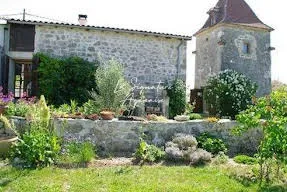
[0,17,191,102]
[0,0,274,113]
[193,0,274,98]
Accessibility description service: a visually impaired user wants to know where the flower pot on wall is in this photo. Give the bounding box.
[100,111,115,120]
[0,105,8,115]
[0,135,18,158]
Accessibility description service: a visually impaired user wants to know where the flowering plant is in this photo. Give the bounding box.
[0,86,14,106]
[204,70,257,119]
[18,91,37,104]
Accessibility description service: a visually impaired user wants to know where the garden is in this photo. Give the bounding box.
[0,53,287,191]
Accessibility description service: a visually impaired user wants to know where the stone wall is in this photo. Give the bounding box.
[194,27,223,89]
[34,25,187,99]
[49,118,262,157]
[195,25,271,96]
[0,25,5,85]
[221,26,271,96]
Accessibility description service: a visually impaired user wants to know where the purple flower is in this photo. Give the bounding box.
[0,86,14,105]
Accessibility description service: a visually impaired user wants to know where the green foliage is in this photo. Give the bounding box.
[165,134,212,165]
[197,133,227,155]
[90,59,131,113]
[134,138,165,164]
[0,115,12,134]
[0,166,262,191]
[166,79,186,118]
[233,155,258,165]
[235,89,287,183]
[10,95,60,168]
[59,141,96,163]
[10,131,60,168]
[147,114,169,122]
[26,95,51,130]
[185,103,195,115]
[189,113,203,120]
[51,100,82,117]
[35,53,98,106]
[82,100,101,115]
[213,152,229,165]
[5,101,31,117]
[204,70,257,119]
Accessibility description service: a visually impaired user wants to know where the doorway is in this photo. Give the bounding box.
[14,62,33,98]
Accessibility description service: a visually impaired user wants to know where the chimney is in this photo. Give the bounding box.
[78,14,87,26]
[207,6,219,25]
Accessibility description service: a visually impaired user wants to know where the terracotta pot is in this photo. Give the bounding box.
[86,114,99,120]
[0,136,18,158]
[100,111,115,120]
[0,105,8,115]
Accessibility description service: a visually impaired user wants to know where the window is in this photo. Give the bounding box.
[14,63,33,98]
[10,24,35,52]
[242,42,250,54]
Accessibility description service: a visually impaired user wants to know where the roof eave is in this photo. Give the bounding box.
[5,19,192,40]
[193,22,274,37]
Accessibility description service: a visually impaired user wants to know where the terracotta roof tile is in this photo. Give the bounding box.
[195,0,273,35]
[1,18,192,40]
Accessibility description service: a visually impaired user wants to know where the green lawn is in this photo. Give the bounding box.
[0,165,262,192]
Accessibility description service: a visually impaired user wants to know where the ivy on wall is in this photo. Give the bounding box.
[34,53,98,106]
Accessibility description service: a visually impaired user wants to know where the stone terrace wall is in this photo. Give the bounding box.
[51,119,262,157]
[34,25,187,99]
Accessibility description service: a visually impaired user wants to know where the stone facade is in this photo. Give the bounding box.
[49,118,261,157]
[34,25,187,99]
[195,25,272,96]
[0,25,5,81]
[194,27,223,89]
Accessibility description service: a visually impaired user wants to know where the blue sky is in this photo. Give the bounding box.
[0,0,285,85]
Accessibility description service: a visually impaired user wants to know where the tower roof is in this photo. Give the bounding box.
[195,0,273,35]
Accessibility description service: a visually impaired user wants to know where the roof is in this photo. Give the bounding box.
[195,0,273,36]
[1,18,192,40]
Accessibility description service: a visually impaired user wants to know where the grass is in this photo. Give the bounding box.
[0,165,261,192]
[1,163,287,192]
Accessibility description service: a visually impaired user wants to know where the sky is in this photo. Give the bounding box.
[0,0,285,85]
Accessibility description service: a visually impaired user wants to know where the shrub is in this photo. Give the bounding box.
[52,100,82,117]
[213,152,229,165]
[59,141,96,164]
[0,115,12,134]
[206,117,219,123]
[165,134,212,165]
[147,114,168,122]
[197,133,227,155]
[10,96,60,168]
[35,53,98,106]
[233,155,258,165]
[185,103,195,115]
[90,59,131,113]
[235,89,287,183]
[10,131,60,168]
[134,139,165,164]
[166,79,186,119]
[5,97,36,117]
[189,113,202,120]
[189,149,213,165]
[204,70,257,119]
[82,100,101,115]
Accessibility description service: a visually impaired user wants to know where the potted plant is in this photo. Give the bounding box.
[100,110,115,120]
[174,115,190,122]
[0,87,14,115]
[0,115,18,157]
